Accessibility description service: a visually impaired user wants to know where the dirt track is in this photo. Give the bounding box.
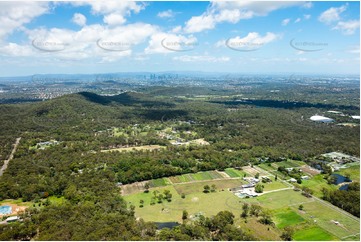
[0,137,21,176]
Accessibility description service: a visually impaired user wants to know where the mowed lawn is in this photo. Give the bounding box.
[224,168,247,178]
[293,226,338,241]
[337,164,360,181]
[174,179,244,195]
[150,178,172,187]
[294,200,360,239]
[245,190,360,239]
[168,171,226,184]
[273,208,305,228]
[262,180,289,192]
[245,190,312,210]
[125,190,244,223]
[301,174,337,198]
[274,160,306,168]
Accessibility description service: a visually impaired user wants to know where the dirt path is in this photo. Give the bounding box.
[0,137,21,176]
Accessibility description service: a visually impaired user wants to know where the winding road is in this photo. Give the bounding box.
[0,137,21,176]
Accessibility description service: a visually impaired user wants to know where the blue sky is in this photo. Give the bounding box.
[0,1,359,76]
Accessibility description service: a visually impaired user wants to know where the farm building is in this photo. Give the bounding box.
[288,178,297,183]
[241,184,255,189]
[310,115,334,123]
[5,216,19,223]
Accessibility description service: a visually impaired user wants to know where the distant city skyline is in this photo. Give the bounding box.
[0,1,359,76]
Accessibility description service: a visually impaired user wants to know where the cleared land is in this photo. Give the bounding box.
[123,166,360,241]
[301,174,337,197]
[273,208,305,228]
[224,168,246,178]
[101,145,166,153]
[293,226,338,241]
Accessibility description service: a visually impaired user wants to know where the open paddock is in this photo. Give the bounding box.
[101,145,166,153]
[293,226,338,241]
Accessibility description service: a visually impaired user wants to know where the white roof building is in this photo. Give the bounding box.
[310,115,334,123]
[5,216,19,222]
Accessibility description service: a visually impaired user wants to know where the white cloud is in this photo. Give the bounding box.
[82,1,144,15]
[15,23,157,61]
[0,1,49,40]
[72,13,86,26]
[332,20,360,35]
[0,42,34,56]
[173,55,230,63]
[226,32,279,50]
[103,13,126,25]
[71,1,145,26]
[171,25,182,33]
[183,1,304,33]
[282,18,291,26]
[347,45,360,54]
[318,4,347,24]
[157,10,175,19]
[304,14,311,20]
[184,14,216,33]
[294,18,301,23]
[302,2,313,9]
[145,32,197,54]
[215,39,226,48]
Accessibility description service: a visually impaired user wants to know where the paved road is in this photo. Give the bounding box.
[0,137,21,176]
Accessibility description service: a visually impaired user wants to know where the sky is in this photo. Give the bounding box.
[0,0,359,76]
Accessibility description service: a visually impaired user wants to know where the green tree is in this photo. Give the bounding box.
[250,204,262,217]
[241,203,249,218]
[281,226,294,241]
[255,183,263,193]
[144,183,150,193]
[203,185,210,193]
[182,210,188,222]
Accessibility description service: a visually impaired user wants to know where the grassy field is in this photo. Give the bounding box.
[262,180,289,192]
[257,163,275,172]
[293,226,338,241]
[274,160,306,168]
[337,164,360,181]
[0,199,32,206]
[150,178,172,187]
[47,196,67,205]
[301,174,337,198]
[168,171,228,184]
[273,208,305,228]
[245,190,312,210]
[173,179,244,195]
[101,145,166,153]
[293,200,360,239]
[124,175,360,241]
[238,217,281,241]
[126,189,244,223]
[224,168,247,178]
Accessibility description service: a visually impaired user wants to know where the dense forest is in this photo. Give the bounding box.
[0,84,359,240]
